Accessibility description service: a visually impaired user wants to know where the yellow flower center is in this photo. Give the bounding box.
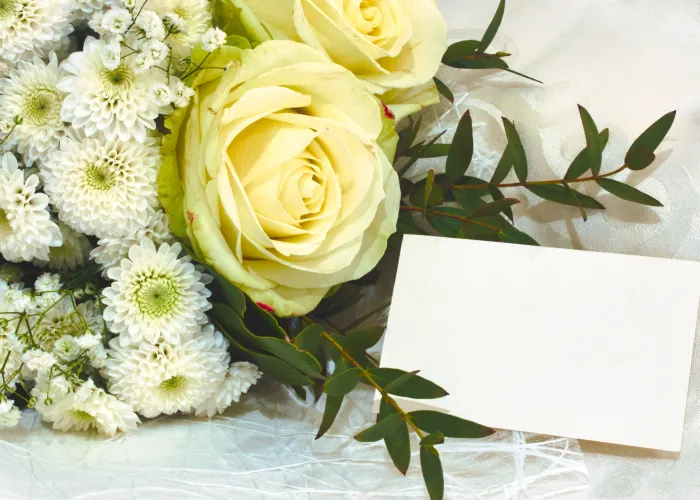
[160,375,186,393]
[23,88,61,126]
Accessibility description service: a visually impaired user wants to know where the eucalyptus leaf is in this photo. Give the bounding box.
[445,111,474,183]
[490,144,513,185]
[527,184,604,209]
[368,368,448,399]
[383,370,421,393]
[502,118,528,182]
[324,367,363,396]
[420,431,446,446]
[565,128,610,180]
[625,110,676,170]
[433,77,454,103]
[472,198,520,218]
[410,410,494,438]
[346,326,385,350]
[201,264,246,315]
[314,284,365,317]
[244,298,286,339]
[596,178,663,206]
[420,446,444,500]
[380,399,411,475]
[442,40,481,66]
[478,0,506,53]
[354,413,404,442]
[577,105,602,176]
[315,395,343,439]
[445,53,509,70]
[498,224,540,246]
[397,131,446,177]
[487,185,514,222]
[294,324,323,356]
[402,143,451,159]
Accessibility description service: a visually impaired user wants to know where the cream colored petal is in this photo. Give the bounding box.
[381,79,441,122]
[244,0,301,40]
[241,283,330,317]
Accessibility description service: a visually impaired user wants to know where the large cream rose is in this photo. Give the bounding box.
[159,41,400,316]
[227,0,448,120]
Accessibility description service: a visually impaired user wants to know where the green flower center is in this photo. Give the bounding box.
[160,375,186,393]
[134,276,181,318]
[71,409,96,423]
[101,66,134,94]
[84,162,116,191]
[23,88,61,126]
[0,0,18,21]
[0,209,10,230]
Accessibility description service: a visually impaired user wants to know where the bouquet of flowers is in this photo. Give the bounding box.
[0,0,674,497]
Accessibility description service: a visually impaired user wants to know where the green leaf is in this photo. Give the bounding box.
[441,175,490,198]
[420,446,444,500]
[527,184,604,209]
[625,148,657,171]
[316,395,343,439]
[397,131,446,177]
[502,118,528,182]
[433,77,454,103]
[561,181,588,221]
[596,178,663,206]
[420,431,445,446]
[380,399,411,475]
[453,189,489,214]
[577,105,602,176]
[445,111,474,183]
[201,264,246,315]
[211,304,322,377]
[345,326,385,350]
[625,110,676,170]
[244,299,286,340]
[324,367,362,396]
[478,0,506,53]
[294,324,323,355]
[472,198,520,218]
[487,185,514,222]
[396,116,422,156]
[442,40,481,66]
[498,225,540,246]
[383,370,421,393]
[445,53,509,70]
[490,145,513,185]
[424,170,438,211]
[410,185,443,211]
[401,143,451,159]
[368,368,448,399]
[410,410,495,438]
[315,284,365,317]
[355,413,404,442]
[565,128,610,180]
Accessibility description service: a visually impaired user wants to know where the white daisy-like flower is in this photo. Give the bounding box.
[0,0,73,65]
[200,27,226,52]
[149,83,173,107]
[103,325,230,418]
[58,37,169,142]
[54,335,81,362]
[39,378,140,436]
[0,399,22,429]
[34,272,61,293]
[100,7,132,34]
[43,135,160,239]
[152,0,211,58]
[102,240,212,345]
[22,349,57,374]
[139,39,169,65]
[0,153,62,262]
[170,78,194,108]
[136,10,165,39]
[194,362,262,417]
[31,371,73,411]
[0,53,67,166]
[71,0,119,22]
[36,222,93,272]
[33,296,103,351]
[90,209,172,276]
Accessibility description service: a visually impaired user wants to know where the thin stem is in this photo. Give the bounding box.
[309,315,380,367]
[344,301,392,331]
[445,165,628,191]
[400,206,501,233]
[180,52,211,81]
[320,329,425,440]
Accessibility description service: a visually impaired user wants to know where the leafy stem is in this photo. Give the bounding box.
[399,206,501,233]
[319,329,426,440]
[445,164,628,190]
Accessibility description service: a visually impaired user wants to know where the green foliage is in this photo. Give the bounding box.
[445,111,474,182]
[410,410,494,438]
[420,445,444,500]
[354,413,404,442]
[596,178,662,206]
[433,77,454,103]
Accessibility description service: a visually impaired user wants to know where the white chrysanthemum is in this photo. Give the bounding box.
[151,0,211,59]
[103,325,230,417]
[33,296,103,352]
[22,349,57,374]
[194,362,262,417]
[200,27,226,52]
[0,0,73,65]
[0,53,67,166]
[91,210,172,276]
[43,135,160,239]
[170,78,194,108]
[136,10,165,40]
[35,222,93,271]
[0,153,62,262]
[34,272,61,293]
[58,37,169,142]
[71,0,118,21]
[0,399,21,429]
[102,240,212,345]
[39,379,140,436]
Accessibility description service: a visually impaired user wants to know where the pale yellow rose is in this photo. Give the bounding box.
[233,0,448,120]
[159,41,400,316]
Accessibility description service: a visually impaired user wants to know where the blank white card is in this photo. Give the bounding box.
[378,235,700,451]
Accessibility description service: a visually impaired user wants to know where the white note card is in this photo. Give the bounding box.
[378,235,700,452]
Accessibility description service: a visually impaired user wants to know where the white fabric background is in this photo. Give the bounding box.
[1,0,699,498]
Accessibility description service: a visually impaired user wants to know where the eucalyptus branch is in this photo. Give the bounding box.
[445,164,628,191]
[400,206,502,233]
[320,329,426,440]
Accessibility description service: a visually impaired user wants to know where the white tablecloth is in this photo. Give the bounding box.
[2,1,699,498]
